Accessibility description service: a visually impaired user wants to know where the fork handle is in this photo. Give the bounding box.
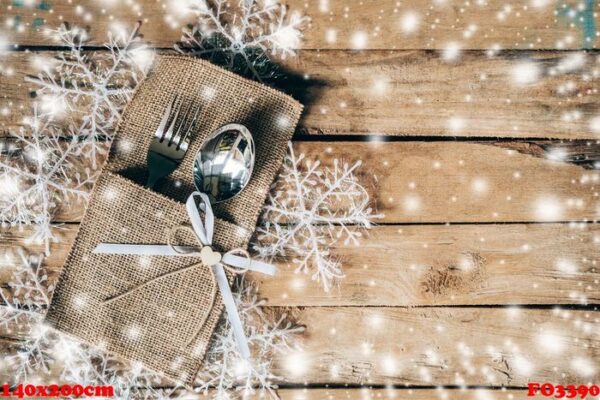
[146,152,167,189]
[146,171,162,189]
[146,151,179,189]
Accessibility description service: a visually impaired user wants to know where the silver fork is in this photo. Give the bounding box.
[146,95,200,188]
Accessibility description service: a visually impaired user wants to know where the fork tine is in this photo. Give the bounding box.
[163,95,182,143]
[170,100,193,146]
[177,104,200,150]
[156,95,176,140]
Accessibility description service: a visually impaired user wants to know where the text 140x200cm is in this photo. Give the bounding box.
[1,384,114,398]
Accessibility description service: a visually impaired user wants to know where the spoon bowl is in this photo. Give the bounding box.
[193,123,255,203]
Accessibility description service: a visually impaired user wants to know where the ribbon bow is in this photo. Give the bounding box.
[93,191,276,359]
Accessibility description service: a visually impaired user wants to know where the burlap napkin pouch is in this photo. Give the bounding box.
[46,55,303,386]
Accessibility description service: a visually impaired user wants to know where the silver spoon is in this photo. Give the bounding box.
[193,123,255,204]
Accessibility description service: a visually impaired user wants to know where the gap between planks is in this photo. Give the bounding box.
[2,50,600,138]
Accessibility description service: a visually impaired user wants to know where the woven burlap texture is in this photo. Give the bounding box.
[108,55,302,230]
[45,55,303,387]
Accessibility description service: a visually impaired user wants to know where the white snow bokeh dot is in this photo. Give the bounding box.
[400,11,420,34]
[511,61,541,86]
[534,196,564,221]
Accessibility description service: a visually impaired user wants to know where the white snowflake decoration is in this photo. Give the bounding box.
[29,22,153,164]
[0,24,151,252]
[0,113,96,253]
[0,262,299,399]
[177,0,307,81]
[253,143,382,291]
[53,337,184,400]
[196,277,303,398]
[0,249,53,381]
[1,20,303,400]
[0,250,51,326]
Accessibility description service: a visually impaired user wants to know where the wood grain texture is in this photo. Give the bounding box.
[5,141,595,223]
[151,388,533,399]
[271,307,600,386]
[286,50,600,138]
[256,223,600,306]
[2,0,599,392]
[298,141,600,223]
[1,0,597,50]
[2,276,592,391]
[5,223,600,306]
[0,308,598,387]
[3,50,600,138]
[201,389,530,399]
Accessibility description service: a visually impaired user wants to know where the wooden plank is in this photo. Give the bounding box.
[154,388,533,399]
[286,50,600,138]
[1,308,597,386]
[256,223,600,306]
[202,389,531,399]
[3,141,596,223]
[3,50,600,138]
[1,0,597,50]
[299,141,600,223]
[0,362,537,400]
[0,338,542,395]
[4,223,600,306]
[271,307,600,386]
[0,336,539,398]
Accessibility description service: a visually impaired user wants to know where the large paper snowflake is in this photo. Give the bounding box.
[177,0,307,81]
[29,22,153,163]
[253,143,382,291]
[0,114,96,253]
[0,24,151,251]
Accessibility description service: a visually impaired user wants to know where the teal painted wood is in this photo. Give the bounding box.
[557,0,597,48]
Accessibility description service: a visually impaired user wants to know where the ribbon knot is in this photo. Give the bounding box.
[200,246,222,267]
[93,191,276,359]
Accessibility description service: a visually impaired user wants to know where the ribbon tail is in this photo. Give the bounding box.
[222,254,277,276]
[212,263,251,359]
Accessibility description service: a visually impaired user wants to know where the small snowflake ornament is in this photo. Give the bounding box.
[177,0,308,82]
[0,249,53,381]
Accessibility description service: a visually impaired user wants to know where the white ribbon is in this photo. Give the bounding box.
[93,191,276,359]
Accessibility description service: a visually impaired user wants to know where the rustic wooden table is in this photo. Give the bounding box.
[2,1,600,399]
